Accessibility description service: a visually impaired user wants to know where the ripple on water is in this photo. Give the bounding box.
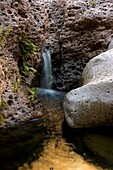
[0,88,113,170]
[18,138,103,170]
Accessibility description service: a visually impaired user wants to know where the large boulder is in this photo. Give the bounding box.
[63,49,113,128]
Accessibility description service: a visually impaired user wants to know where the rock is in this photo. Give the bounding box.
[63,49,113,128]
[1,0,113,127]
[0,59,6,103]
[84,134,113,164]
[0,0,49,127]
[108,35,113,50]
[45,0,113,91]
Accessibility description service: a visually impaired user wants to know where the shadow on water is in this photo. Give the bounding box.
[63,121,113,170]
[1,89,113,170]
[0,120,48,170]
[0,89,65,170]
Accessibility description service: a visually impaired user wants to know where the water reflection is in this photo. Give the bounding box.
[0,119,113,170]
[18,137,102,170]
[0,120,47,170]
[1,89,113,170]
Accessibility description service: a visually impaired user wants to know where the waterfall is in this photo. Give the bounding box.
[38,47,65,112]
[41,48,53,89]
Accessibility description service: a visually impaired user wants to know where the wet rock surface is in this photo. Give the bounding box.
[64,49,113,128]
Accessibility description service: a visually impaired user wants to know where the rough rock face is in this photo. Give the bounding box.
[45,0,113,91]
[0,59,6,103]
[64,49,113,128]
[0,0,49,127]
[1,0,113,127]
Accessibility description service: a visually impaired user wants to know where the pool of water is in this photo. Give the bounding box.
[0,120,47,170]
[1,89,113,170]
[1,119,113,170]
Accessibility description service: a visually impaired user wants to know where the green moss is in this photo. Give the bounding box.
[0,114,4,125]
[89,0,97,7]
[0,99,9,125]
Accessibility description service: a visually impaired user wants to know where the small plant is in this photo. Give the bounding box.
[0,99,9,125]
[0,115,4,125]
[0,99,9,110]
[20,61,36,76]
[0,24,10,46]
[12,78,21,93]
[28,87,37,105]
[18,38,37,79]
[19,38,37,60]
[89,0,97,7]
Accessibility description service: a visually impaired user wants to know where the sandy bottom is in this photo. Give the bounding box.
[18,138,103,170]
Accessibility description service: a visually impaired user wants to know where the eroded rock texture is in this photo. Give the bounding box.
[1,0,113,127]
[64,49,113,128]
[0,0,49,127]
[45,0,113,91]
[0,59,6,103]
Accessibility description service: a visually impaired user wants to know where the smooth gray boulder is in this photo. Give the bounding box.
[63,49,113,128]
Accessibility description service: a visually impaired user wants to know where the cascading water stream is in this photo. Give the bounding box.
[38,48,65,111]
[41,48,53,89]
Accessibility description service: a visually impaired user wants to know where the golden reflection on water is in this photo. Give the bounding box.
[18,100,104,170]
[18,137,103,170]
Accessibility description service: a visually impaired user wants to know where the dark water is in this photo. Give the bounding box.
[0,120,48,170]
[1,118,113,170]
[1,89,113,170]
[63,121,113,170]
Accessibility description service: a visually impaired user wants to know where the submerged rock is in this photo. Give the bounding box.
[84,134,113,164]
[64,49,113,128]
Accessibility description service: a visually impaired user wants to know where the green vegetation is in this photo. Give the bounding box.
[19,38,37,78]
[0,24,10,46]
[19,38,37,60]
[0,99,9,110]
[28,87,37,105]
[89,0,97,7]
[0,99,9,125]
[20,61,36,77]
[12,78,21,93]
[0,115,4,125]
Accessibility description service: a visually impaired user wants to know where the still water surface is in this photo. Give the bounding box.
[1,115,113,170]
[0,90,113,170]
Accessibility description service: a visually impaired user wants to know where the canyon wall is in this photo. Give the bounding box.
[0,0,49,127]
[45,0,113,91]
[1,0,113,127]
